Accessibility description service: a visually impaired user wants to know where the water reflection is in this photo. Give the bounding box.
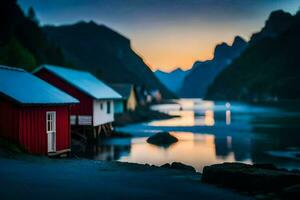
[150,100,218,127]
[79,99,300,172]
[214,136,232,158]
[83,132,254,171]
[204,110,215,126]
[226,110,231,125]
[80,142,131,161]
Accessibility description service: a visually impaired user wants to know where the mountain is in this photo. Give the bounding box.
[43,22,175,99]
[155,68,189,94]
[206,10,300,101]
[0,0,68,71]
[180,36,247,98]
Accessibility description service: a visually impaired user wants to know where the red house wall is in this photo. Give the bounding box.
[19,105,71,154]
[35,69,93,116]
[0,97,71,155]
[0,98,19,142]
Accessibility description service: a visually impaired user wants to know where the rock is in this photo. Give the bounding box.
[291,169,300,174]
[161,163,171,168]
[160,162,196,173]
[280,184,300,200]
[253,163,277,170]
[202,162,300,193]
[146,132,178,147]
[170,162,196,172]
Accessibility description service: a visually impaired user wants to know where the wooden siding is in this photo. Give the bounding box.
[19,106,71,154]
[35,69,93,116]
[0,98,19,142]
[0,96,71,155]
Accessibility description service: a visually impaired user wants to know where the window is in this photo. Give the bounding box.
[100,102,103,110]
[46,112,56,133]
[107,101,111,114]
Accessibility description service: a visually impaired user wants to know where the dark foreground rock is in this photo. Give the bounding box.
[147,132,178,146]
[161,162,196,173]
[202,162,300,198]
[281,184,300,199]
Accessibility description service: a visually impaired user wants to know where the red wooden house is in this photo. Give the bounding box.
[34,65,122,135]
[0,65,79,155]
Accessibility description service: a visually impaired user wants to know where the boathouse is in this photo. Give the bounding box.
[0,65,79,155]
[109,84,138,114]
[34,65,122,135]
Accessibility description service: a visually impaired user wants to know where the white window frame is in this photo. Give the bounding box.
[46,111,56,133]
[46,111,56,153]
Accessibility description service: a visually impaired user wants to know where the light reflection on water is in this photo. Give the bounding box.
[81,99,300,172]
[226,110,231,125]
[118,132,252,171]
[150,99,216,127]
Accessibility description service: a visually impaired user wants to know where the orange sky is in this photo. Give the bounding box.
[128,23,253,72]
[19,0,299,72]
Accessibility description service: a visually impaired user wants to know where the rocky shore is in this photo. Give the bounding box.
[202,163,300,199]
[1,136,299,199]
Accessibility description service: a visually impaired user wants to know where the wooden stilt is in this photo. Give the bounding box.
[97,125,101,135]
[103,124,107,136]
[93,127,97,138]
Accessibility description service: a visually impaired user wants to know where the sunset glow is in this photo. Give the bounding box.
[18,0,299,71]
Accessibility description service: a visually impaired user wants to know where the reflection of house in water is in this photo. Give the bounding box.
[193,110,215,126]
[214,135,251,161]
[84,144,131,161]
[231,137,251,161]
[214,136,232,158]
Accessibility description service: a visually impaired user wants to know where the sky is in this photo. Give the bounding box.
[18,0,299,72]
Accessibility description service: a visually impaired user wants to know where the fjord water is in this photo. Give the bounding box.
[86,99,300,172]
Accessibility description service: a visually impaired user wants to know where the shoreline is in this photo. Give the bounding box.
[1,142,299,199]
[113,106,176,127]
[0,153,252,200]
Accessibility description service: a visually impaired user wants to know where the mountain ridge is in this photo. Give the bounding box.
[180,35,247,98]
[206,10,300,101]
[155,67,190,94]
[43,21,175,99]
[0,0,68,71]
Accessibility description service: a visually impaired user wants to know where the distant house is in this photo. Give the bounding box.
[34,65,122,134]
[0,65,79,155]
[150,89,162,103]
[109,84,138,114]
[134,86,159,105]
[135,86,148,106]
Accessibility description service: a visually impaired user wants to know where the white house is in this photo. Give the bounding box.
[34,65,122,135]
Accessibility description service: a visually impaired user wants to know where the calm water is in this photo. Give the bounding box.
[83,99,300,172]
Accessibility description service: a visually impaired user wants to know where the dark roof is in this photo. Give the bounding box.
[109,84,133,99]
[34,65,122,100]
[0,65,79,105]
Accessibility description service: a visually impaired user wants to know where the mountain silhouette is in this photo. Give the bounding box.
[206,10,300,101]
[180,36,247,98]
[0,0,67,71]
[43,21,175,99]
[155,68,190,94]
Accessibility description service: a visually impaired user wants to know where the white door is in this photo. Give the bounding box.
[46,111,56,152]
